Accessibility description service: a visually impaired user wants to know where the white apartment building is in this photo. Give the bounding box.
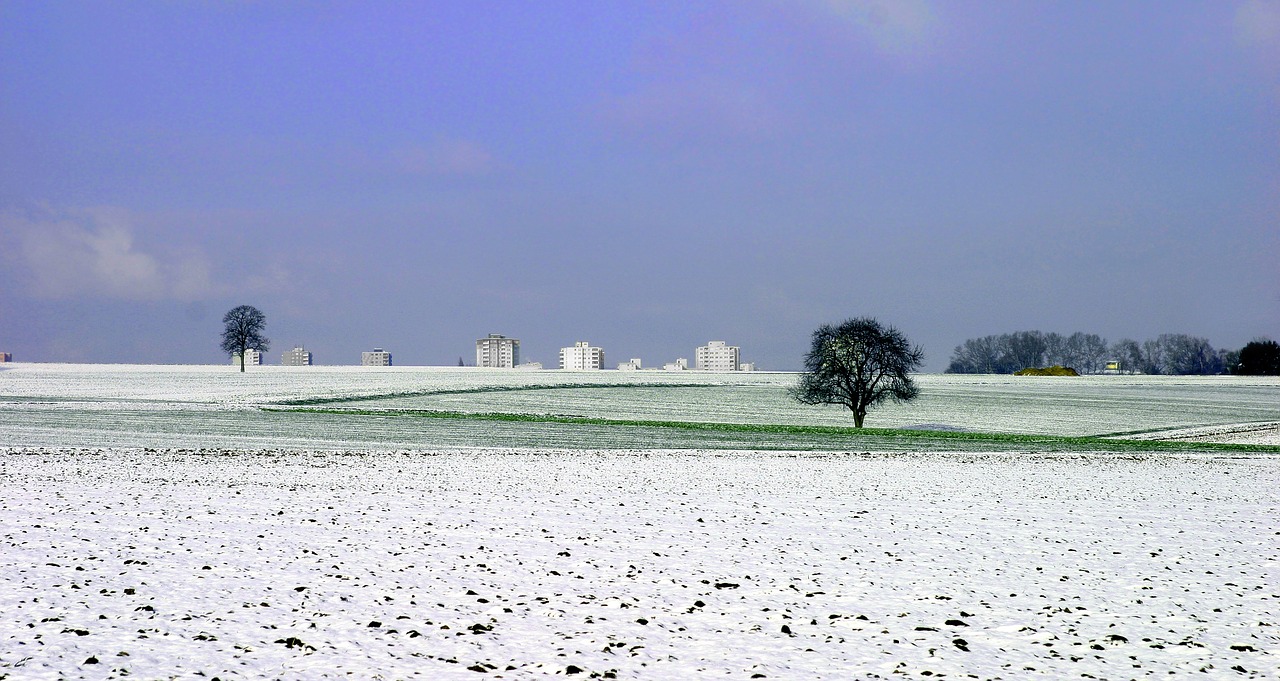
[282,346,313,366]
[231,349,262,366]
[663,358,689,371]
[617,358,642,371]
[476,334,520,368]
[696,341,740,372]
[362,348,392,366]
[560,341,604,370]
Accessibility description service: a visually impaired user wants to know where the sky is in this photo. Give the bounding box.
[1,0,1277,371]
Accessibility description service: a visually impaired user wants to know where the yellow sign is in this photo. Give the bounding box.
[1106,361,1120,371]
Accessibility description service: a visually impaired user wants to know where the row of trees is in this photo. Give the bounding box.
[947,331,1278,375]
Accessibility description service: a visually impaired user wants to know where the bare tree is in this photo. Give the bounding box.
[221,305,270,372]
[1109,338,1143,374]
[1158,333,1222,375]
[1071,332,1108,374]
[791,317,924,428]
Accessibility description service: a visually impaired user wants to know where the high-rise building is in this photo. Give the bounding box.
[476,334,520,368]
[560,341,604,370]
[282,346,313,366]
[362,348,392,366]
[696,341,740,372]
[231,349,262,366]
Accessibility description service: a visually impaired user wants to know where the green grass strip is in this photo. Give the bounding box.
[263,407,1280,454]
[273,382,725,406]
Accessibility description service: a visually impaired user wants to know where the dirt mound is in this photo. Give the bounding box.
[1014,365,1080,376]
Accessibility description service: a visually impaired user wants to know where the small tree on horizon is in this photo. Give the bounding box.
[221,305,270,372]
[791,317,924,428]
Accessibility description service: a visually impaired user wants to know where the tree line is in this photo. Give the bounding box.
[946,331,1278,375]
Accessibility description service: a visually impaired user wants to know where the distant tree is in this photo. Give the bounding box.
[458,356,465,367]
[1069,332,1108,374]
[1140,338,1165,374]
[1004,331,1047,372]
[1042,332,1068,368]
[220,305,270,372]
[1234,339,1280,375]
[1109,338,1143,374]
[1156,333,1222,375]
[946,335,1001,374]
[791,317,924,428]
[1220,348,1241,374]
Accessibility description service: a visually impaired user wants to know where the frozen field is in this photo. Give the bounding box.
[2,364,1279,449]
[2,449,1277,679]
[1,365,1277,679]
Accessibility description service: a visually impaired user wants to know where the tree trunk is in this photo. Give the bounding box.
[854,412,864,428]
[240,352,245,372]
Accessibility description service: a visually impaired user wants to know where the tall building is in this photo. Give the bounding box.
[476,334,520,368]
[362,348,392,366]
[231,348,263,366]
[560,341,604,370]
[282,346,313,366]
[696,341,740,372]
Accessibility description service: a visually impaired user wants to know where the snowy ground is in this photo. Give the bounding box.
[4,365,1280,453]
[2,448,1277,680]
[1120,422,1280,446]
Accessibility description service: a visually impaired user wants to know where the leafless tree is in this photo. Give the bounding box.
[221,305,270,372]
[791,317,924,428]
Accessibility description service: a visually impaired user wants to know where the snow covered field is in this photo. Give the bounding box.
[3,364,1279,448]
[1,365,1278,678]
[2,449,1277,679]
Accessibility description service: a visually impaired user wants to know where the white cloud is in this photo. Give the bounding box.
[5,207,218,302]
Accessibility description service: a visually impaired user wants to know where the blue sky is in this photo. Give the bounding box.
[2,1,1277,370]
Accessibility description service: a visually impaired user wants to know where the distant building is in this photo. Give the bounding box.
[617,358,642,371]
[362,348,392,366]
[516,361,543,370]
[0,352,11,363]
[560,341,604,370]
[476,334,520,368]
[282,346,313,366]
[739,362,757,372]
[696,341,740,372]
[231,349,262,366]
[663,358,689,371]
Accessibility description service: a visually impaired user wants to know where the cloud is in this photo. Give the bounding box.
[5,207,219,301]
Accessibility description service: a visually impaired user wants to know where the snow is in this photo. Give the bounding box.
[3,364,1280,443]
[1118,422,1280,446]
[2,365,1278,678]
[2,449,1277,679]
